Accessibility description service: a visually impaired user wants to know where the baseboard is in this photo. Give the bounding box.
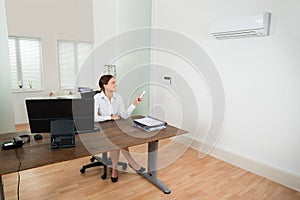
[173,135,300,192]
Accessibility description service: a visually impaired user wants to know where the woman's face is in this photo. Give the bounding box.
[104,77,117,92]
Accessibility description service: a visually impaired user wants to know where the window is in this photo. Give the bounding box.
[8,36,43,90]
[58,40,92,89]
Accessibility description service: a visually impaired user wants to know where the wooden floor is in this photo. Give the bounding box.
[2,124,299,200]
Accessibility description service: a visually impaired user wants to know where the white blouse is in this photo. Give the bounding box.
[94,91,136,122]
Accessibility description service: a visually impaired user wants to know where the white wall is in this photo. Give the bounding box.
[151,0,300,191]
[0,0,15,132]
[116,0,151,116]
[5,0,94,124]
[93,0,116,46]
[93,0,151,116]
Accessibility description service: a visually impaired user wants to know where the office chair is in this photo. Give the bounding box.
[80,152,127,179]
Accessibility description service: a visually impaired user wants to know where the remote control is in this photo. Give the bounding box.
[138,91,146,99]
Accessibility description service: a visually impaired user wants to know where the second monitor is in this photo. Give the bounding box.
[25,98,97,134]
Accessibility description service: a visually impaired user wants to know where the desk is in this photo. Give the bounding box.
[0,118,187,199]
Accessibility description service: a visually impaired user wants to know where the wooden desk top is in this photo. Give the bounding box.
[0,117,187,175]
[79,118,187,154]
[0,131,90,175]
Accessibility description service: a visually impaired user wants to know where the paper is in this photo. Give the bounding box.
[134,117,166,127]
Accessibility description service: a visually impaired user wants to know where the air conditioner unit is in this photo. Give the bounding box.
[211,12,271,39]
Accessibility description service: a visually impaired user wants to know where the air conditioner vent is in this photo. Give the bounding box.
[211,13,271,39]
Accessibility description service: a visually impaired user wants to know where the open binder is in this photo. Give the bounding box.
[132,116,167,132]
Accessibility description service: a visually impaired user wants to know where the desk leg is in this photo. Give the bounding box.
[0,175,4,200]
[140,140,171,194]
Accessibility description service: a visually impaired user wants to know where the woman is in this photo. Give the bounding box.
[94,75,145,182]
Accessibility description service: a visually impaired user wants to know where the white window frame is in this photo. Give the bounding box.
[58,40,93,90]
[8,36,43,91]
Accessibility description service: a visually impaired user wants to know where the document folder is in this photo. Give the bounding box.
[132,116,167,132]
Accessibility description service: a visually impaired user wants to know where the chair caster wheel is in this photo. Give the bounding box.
[90,157,95,162]
[101,174,107,179]
[80,168,86,173]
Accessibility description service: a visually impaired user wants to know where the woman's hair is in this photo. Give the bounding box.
[99,75,114,92]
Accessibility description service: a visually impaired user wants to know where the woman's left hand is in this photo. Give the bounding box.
[133,96,143,106]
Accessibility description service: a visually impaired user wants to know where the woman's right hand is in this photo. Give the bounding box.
[111,114,120,120]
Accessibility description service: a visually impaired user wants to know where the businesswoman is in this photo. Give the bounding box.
[94,75,145,182]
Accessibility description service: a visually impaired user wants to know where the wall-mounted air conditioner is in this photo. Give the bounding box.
[211,12,271,39]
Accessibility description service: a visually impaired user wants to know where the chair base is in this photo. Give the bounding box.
[80,152,127,180]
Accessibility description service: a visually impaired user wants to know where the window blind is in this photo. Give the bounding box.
[8,37,43,90]
[58,41,92,89]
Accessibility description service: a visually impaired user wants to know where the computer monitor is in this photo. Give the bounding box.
[25,98,95,133]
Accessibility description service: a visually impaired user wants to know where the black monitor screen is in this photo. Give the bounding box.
[25,98,94,133]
